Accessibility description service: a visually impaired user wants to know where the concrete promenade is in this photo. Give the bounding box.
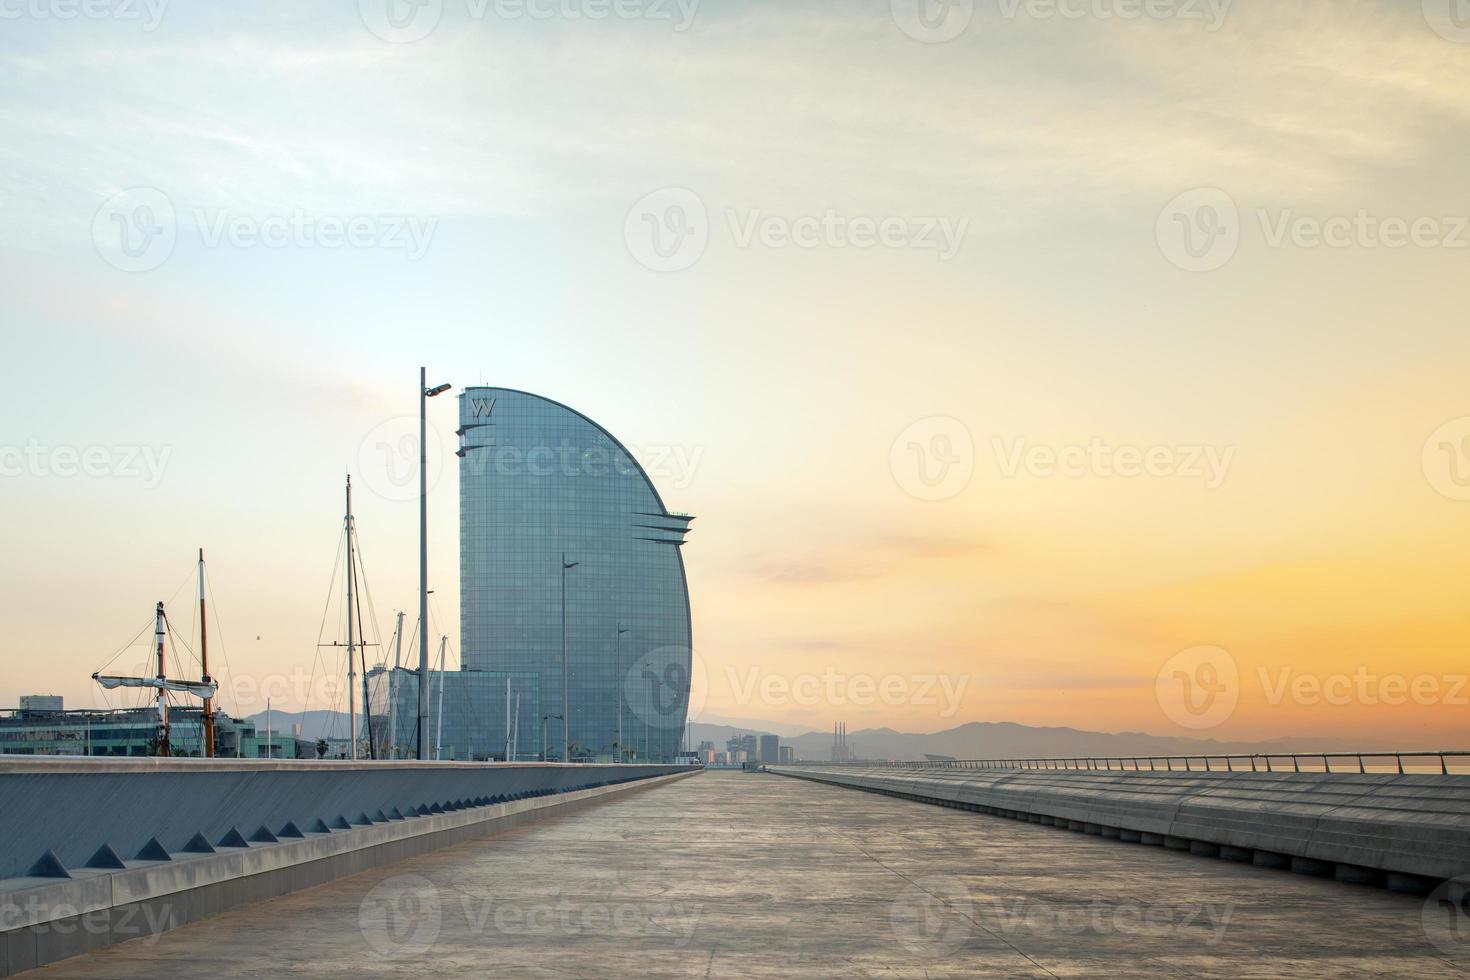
[26,770,1469,978]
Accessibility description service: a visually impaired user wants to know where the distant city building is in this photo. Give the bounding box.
[384,387,695,763]
[779,745,795,764]
[831,722,853,762]
[727,733,757,759]
[758,734,780,764]
[713,751,728,765]
[0,697,292,758]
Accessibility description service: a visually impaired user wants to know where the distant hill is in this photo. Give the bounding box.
[265,711,1358,762]
[244,710,354,741]
[696,719,1356,762]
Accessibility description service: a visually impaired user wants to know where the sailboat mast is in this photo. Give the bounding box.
[389,610,403,760]
[199,549,214,758]
[154,600,169,757]
[345,475,357,762]
[435,635,446,760]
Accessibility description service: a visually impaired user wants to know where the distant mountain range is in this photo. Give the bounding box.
[248,709,1362,761]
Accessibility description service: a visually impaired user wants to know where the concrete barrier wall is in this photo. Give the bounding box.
[771,765,1470,886]
[0,767,700,977]
[0,758,689,881]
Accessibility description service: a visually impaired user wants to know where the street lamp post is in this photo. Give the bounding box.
[419,367,451,760]
[541,713,562,761]
[616,622,629,763]
[560,552,578,763]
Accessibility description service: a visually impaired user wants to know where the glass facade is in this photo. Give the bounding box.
[457,387,694,762]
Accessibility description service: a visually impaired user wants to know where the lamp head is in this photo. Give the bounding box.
[425,383,451,397]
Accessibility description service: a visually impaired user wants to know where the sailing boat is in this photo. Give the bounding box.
[92,551,219,757]
[317,475,381,760]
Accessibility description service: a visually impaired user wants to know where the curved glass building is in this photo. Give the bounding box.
[456,387,693,762]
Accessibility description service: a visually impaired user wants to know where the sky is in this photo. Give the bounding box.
[2,0,1469,747]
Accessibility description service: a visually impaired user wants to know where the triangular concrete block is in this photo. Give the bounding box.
[329,815,351,830]
[135,838,171,862]
[217,827,250,848]
[249,826,279,843]
[84,844,127,869]
[277,821,304,839]
[182,833,215,854]
[307,818,332,834]
[27,850,70,879]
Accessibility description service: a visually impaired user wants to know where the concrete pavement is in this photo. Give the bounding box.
[26,770,1469,978]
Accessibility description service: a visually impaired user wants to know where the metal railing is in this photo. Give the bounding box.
[785,751,1470,775]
